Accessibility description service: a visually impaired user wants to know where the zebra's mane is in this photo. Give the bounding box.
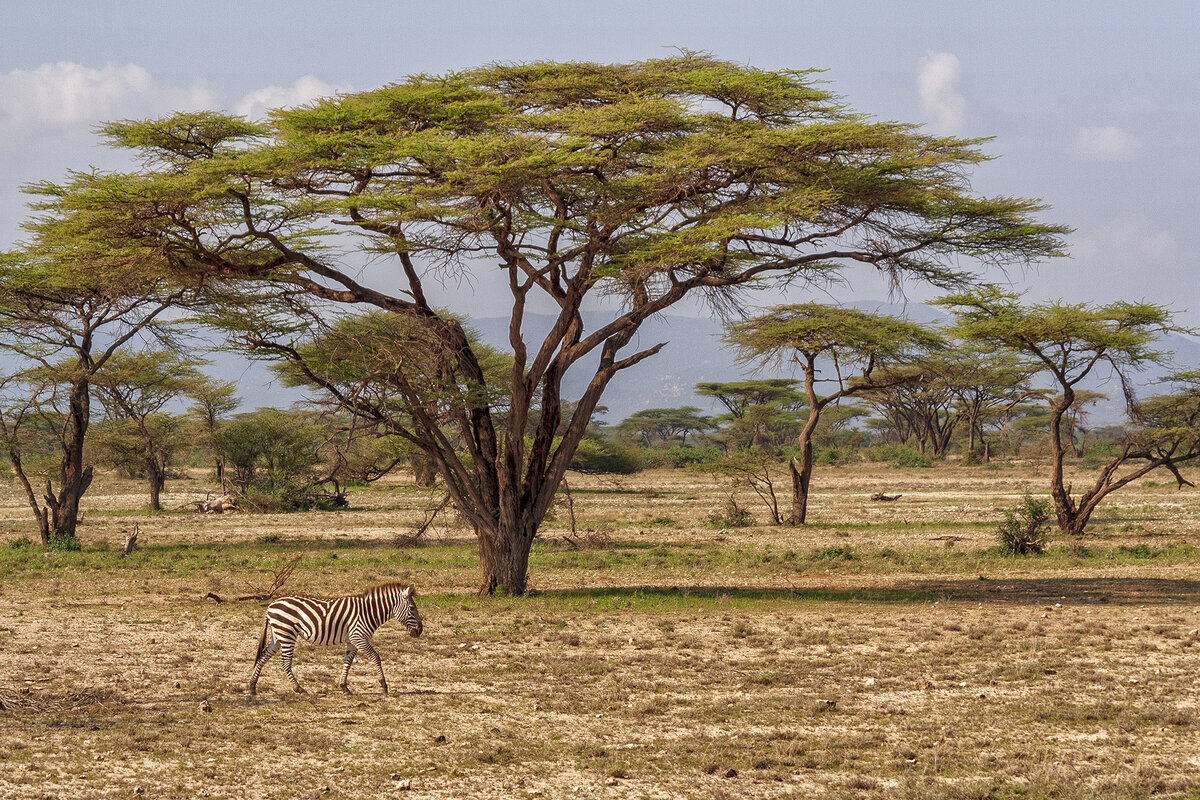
[365,582,416,598]
[283,582,415,602]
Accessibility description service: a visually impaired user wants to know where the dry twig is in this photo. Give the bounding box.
[235,553,303,601]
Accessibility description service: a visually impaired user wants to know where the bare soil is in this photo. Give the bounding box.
[2,462,1199,798]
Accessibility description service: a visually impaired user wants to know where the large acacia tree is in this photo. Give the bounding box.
[46,56,1064,593]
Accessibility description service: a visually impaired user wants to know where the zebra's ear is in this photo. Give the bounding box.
[402,586,413,598]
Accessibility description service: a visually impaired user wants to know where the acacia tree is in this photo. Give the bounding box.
[615,407,714,447]
[940,289,1200,537]
[90,350,214,510]
[0,244,194,544]
[725,304,941,524]
[50,57,1064,592]
[187,378,239,491]
[933,345,1042,461]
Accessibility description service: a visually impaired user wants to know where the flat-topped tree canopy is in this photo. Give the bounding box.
[35,55,1067,593]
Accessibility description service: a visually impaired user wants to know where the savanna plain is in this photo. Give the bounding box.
[2,462,1200,799]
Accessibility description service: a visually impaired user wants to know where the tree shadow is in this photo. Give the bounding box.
[530,577,1200,607]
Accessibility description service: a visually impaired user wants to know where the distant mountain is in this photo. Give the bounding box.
[155,303,1200,427]
[466,305,1200,426]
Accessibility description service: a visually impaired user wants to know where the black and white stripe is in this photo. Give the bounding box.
[248,582,423,696]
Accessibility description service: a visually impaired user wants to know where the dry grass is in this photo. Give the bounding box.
[2,462,1200,798]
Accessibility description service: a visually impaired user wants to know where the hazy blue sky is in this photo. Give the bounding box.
[3,1,1197,320]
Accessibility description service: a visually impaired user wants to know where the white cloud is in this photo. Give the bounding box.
[235,76,351,120]
[1078,126,1138,161]
[0,62,217,130]
[1071,214,1178,273]
[917,51,966,135]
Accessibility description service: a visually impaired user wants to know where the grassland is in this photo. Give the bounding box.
[2,462,1200,799]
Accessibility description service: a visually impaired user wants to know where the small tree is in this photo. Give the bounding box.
[187,379,239,490]
[91,350,212,510]
[615,407,714,448]
[0,247,194,543]
[941,289,1200,537]
[996,493,1051,555]
[725,304,941,524]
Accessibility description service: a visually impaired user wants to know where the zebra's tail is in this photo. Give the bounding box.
[254,616,271,664]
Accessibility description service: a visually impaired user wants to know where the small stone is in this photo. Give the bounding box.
[815,699,837,712]
[864,678,876,687]
[395,779,412,791]
[199,699,212,713]
[134,788,145,795]
[434,734,446,743]
[1129,678,1139,684]
[1189,629,1198,637]
[605,777,618,786]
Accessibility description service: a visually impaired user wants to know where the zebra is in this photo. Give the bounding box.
[248,582,423,696]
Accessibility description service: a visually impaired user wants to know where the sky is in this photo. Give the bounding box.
[2,1,1198,325]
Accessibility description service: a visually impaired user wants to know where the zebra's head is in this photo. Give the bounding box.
[394,585,423,638]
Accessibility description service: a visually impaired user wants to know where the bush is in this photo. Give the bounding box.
[997,493,1051,555]
[816,446,850,466]
[960,449,985,466]
[707,495,754,528]
[865,443,935,468]
[569,437,643,474]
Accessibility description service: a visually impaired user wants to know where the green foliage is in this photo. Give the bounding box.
[212,408,327,508]
[997,494,1052,555]
[648,445,725,469]
[44,535,82,552]
[724,304,943,370]
[568,436,643,475]
[865,442,935,468]
[695,380,805,418]
[615,407,714,448]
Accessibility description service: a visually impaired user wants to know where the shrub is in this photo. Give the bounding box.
[707,495,754,528]
[863,442,935,467]
[997,493,1051,555]
[569,437,643,474]
[889,444,934,468]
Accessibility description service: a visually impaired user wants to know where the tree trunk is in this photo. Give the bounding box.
[1048,390,1078,537]
[147,460,165,512]
[477,517,538,596]
[788,356,822,526]
[45,378,93,542]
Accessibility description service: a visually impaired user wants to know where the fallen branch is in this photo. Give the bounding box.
[871,492,902,502]
[122,523,139,556]
[396,494,451,546]
[236,553,303,601]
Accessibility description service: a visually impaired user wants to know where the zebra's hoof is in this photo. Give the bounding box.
[340,685,352,695]
[294,686,306,695]
[380,685,389,695]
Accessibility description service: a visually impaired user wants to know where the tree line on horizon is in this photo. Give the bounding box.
[0,55,1197,594]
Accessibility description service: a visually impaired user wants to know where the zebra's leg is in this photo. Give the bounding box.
[278,638,306,694]
[248,637,280,696]
[358,637,388,695]
[338,643,358,695]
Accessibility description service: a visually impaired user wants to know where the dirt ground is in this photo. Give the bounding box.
[2,462,1200,799]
